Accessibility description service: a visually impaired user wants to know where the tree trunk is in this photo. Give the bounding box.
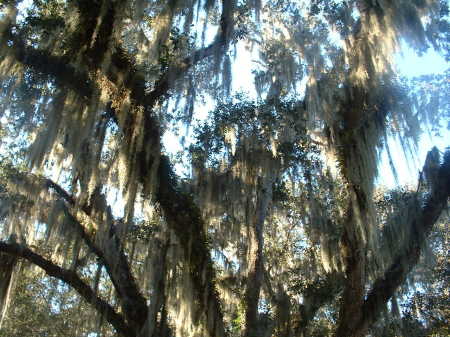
[335,196,366,337]
[245,175,273,337]
[0,251,17,328]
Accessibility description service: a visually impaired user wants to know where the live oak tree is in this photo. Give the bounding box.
[0,262,117,337]
[0,1,449,337]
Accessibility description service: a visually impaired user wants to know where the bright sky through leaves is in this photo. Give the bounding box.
[378,45,449,188]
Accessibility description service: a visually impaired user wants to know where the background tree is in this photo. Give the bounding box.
[0,1,449,337]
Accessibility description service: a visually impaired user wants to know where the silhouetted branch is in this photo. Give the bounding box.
[335,149,450,337]
[0,240,133,337]
[8,172,149,330]
[355,149,450,335]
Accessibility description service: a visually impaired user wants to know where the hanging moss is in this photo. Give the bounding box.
[0,0,447,336]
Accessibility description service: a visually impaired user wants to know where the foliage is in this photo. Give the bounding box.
[0,1,449,337]
[0,263,115,337]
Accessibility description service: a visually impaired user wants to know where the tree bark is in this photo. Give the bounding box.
[335,190,367,337]
[293,273,344,337]
[138,237,170,337]
[156,156,226,337]
[8,172,149,330]
[0,251,17,328]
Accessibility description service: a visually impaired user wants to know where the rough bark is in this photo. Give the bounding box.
[0,251,17,328]
[156,156,226,337]
[138,237,170,337]
[293,273,344,337]
[335,191,367,337]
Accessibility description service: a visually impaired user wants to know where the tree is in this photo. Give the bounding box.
[0,261,116,337]
[0,1,449,337]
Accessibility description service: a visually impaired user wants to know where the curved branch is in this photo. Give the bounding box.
[59,200,149,328]
[353,150,450,336]
[115,0,237,111]
[8,172,149,330]
[0,240,133,337]
[1,1,237,334]
[294,273,344,336]
[45,181,149,329]
[156,156,226,337]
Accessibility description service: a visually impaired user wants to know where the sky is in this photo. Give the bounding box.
[378,47,449,188]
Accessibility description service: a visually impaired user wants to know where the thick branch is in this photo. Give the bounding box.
[0,30,94,99]
[156,156,226,337]
[353,150,450,336]
[334,188,370,337]
[8,172,149,330]
[113,0,237,111]
[0,240,133,337]
[43,179,149,329]
[294,273,344,336]
[145,41,227,109]
[2,1,236,334]
[245,176,273,337]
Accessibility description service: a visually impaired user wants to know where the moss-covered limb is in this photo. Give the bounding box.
[333,120,377,337]
[330,71,386,337]
[138,237,170,337]
[217,0,236,46]
[102,3,240,333]
[334,194,367,337]
[77,4,237,333]
[156,155,226,337]
[245,176,273,337]
[45,178,149,330]
[0,240,134,337]
[144,38,229,110]
[9,172,149,330]
[70,0,118,68]
[352,150,450,336]
[115,0,238,115]
[264,269,344,337]
[3,1,232,333]
[0,29,94,99]
[101,0,238,110]
[244,242,264,337]
[0,0,234,115]
[263,272,291,337]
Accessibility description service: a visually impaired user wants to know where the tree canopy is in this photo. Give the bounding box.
[0,0,449,336]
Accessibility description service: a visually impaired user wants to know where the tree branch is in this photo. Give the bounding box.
[44,180,148,329]
[156,156,226,337]
[1,1,236,334]
[7,171,149,330]
[353,149,450,336]
[293,273,344,336]
[112,0,237,111]
[0,29,94,99]
[59,200,149,329]
[0,240,133,337]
